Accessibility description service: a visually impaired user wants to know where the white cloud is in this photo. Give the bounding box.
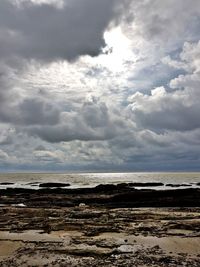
[128,41,200,132]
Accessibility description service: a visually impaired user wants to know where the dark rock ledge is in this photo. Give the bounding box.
[39,182,70,188]
[0,183,199,208]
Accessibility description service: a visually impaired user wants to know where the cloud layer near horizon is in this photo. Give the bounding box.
[0,0,200,171]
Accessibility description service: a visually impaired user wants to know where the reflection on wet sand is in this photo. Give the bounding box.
[0,206,200,266]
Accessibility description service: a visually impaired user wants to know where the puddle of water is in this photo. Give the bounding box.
[132,235,200,255]
[0,241,22,257]
[50,230,83,238]
[0,230,62,243]
[167,229,194,235]
[95,232,200,255]
[0,230,83,244]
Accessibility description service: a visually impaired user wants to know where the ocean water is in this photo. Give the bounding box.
[0,172,200,190]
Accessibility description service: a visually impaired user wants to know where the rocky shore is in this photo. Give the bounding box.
[0,183,200,266]
[0,183,200,208]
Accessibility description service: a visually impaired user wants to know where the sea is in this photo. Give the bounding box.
[0,172,200,191]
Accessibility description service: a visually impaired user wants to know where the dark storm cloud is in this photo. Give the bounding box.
[0,62,61,126]
[131,97,200,131]
[28,99,126,142]
[0,72,60,125]
[17,98,60,125]
[0,69,19,123]
[34,145,47,151]
[0,0,125,62]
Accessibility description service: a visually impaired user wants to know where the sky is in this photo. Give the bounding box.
[0,0,200,172]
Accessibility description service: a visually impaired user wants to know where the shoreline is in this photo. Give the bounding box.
[0,183,200,266]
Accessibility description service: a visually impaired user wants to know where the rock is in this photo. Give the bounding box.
[128,182,164,187]
[0,185,200,208]
[166,183,191,187]
[39,183,70,188]
[0,182,14,185]
[79,203,86,207]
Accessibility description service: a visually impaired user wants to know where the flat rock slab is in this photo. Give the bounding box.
[0,207,200,266]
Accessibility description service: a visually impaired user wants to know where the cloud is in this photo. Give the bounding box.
[33,149,64,162]
[0,93,61,126]
[16,98,60,125]
[0,126,14,145]
[15,0,65,8]
[34,145,47,151]
[28,97,126,142]
[1,0,200,171]
[0,0,126,62]
[162,41,200,73]
[128,41,200,132]
[128,0,200,48]
[128,85,200,131]
[0,150,9,160]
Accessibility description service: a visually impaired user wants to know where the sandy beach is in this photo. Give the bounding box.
[0,184,200,266]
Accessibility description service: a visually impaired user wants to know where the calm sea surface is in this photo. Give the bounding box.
[0,172,200,190]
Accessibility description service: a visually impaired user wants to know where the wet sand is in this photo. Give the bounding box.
[0,185,200,266]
